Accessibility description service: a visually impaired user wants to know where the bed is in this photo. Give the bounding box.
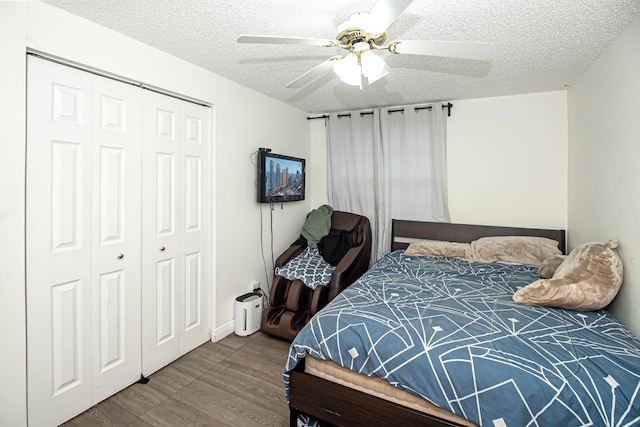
[284,220,640,427]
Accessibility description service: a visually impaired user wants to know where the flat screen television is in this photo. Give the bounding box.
[257,149,305,203]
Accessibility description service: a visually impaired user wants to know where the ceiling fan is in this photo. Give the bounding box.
[237,0,494,89]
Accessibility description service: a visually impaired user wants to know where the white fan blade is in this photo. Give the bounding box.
[363,0,413,35]
[286,56,342,88]
[391,40,494,60]
[237,35,335,47]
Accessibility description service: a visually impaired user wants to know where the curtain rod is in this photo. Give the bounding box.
[307,103,453,120]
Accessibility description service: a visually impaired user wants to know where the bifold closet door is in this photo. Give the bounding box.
[26,57,142,427]
[141,90,211,376]
[90,71,142,404]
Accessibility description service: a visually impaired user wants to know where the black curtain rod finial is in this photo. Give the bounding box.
[441,102,453,117]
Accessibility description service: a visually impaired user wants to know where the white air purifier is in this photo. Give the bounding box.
[234,292,263,336]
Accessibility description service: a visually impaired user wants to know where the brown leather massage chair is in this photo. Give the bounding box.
[261,211,372,341]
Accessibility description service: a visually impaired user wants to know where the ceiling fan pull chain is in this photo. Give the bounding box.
[357,51,364,91]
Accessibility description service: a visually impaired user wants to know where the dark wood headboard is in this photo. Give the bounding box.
[391,220,566,254]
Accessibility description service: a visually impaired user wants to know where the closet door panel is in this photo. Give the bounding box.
[184,252,201,330]
[155,152,178,347]
[156,258,177,344]
[180,103,211,354]
[50,280,84,395]
[91,75,142,402]
[156,152,177,236]
[50,141,84,251]
[184,155,202,232]
[142,93,211,374]
[97,270,125,367]
[27,57,94,427]
[27,57,144,426]
[142,92,183,375]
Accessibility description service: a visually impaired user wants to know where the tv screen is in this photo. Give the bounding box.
[257,149,305,203]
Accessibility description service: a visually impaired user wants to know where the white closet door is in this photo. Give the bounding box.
[27,56,95,427]
[26,57,142,427]
[91,74,142,402]
[179,101,211,354]
[142,92,183,375]
[141,91,211,375]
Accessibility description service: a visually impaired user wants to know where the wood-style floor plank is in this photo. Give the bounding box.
[63,332,292,426]
[140,396,229,427]
[198,364,286,413]
[108,381,170,418]
[171,377,286,426]
[63,398,139,426]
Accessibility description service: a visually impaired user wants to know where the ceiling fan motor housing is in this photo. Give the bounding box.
[336,12,386,49]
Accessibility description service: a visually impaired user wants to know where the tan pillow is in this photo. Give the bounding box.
[471,236,562,266]
[538,254,567,279]
[513,240,623,311]
[405,240,473,262]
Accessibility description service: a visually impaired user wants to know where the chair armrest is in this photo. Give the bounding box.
[310,286,329,315]
[332,246,360,276]
[328,245,367,300]
[275,245,305,268]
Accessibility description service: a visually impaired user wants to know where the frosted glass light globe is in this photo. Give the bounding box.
[333,53,361,86]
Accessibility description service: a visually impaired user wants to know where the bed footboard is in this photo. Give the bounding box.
[289,361,464,427]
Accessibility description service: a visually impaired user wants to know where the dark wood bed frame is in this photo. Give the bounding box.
[288,220,566,427]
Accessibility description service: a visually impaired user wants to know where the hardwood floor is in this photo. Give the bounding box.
[64,332,292,427]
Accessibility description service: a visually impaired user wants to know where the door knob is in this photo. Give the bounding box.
[160,246,166,252]
[117,253,124,259]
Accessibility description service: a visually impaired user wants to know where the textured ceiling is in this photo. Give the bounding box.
[46,0,640,113]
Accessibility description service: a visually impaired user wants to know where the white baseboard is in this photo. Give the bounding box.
[211,320,234,342]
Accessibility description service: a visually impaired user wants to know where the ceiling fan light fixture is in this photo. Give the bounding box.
[361,50,386,80]
[238,0,496,91]
[333,52,361,86]
[333,50,387,87]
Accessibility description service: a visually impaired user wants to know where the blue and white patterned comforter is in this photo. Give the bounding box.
[285,250,640,427]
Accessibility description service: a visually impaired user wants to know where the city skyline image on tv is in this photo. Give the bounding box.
[264,155,304,198]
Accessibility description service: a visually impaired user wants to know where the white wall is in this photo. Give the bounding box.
[309,118,330,208]
[568,15,640,337]
[307,92,569,233]
[447,92,568,229]
[0,3,28,426]
[0,2,309,425]
[214,76,309,332]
